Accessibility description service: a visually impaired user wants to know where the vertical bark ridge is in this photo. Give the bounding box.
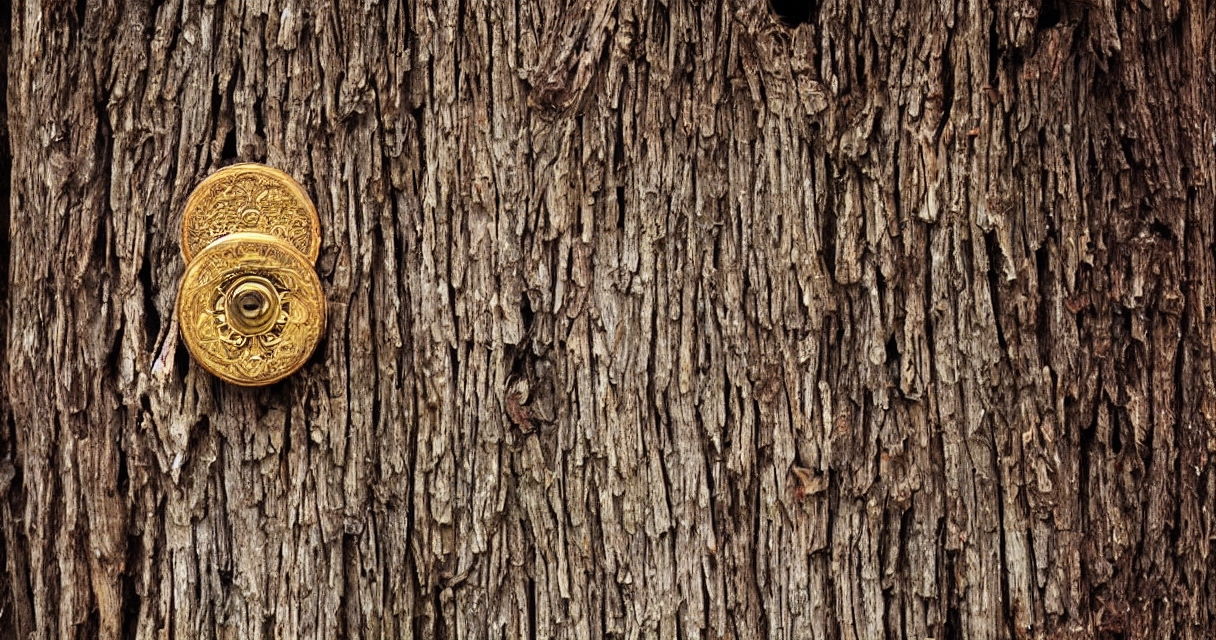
[0,0,19,635]
[1,0,1214,639]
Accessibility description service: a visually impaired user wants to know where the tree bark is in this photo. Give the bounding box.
[1,0,1214,638]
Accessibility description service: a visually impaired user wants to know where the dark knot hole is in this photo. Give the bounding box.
[771,0,812,26]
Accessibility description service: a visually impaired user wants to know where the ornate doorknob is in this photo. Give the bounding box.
[176,164,326,386]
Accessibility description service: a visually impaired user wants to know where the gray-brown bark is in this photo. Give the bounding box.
[1,0,1214,638]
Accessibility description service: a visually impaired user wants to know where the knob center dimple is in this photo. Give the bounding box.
[239,291,267,317]
[225,276,281,335]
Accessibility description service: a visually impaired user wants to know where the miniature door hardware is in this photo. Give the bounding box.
[176,164,326,386]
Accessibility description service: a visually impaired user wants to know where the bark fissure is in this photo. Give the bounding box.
[3,0,1216,638]
[0,19,12,640]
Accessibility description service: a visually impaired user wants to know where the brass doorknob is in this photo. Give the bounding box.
[180,163,321,263]
[177,165,325,386]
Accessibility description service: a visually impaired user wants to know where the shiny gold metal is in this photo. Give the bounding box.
[181,163,321,264]
[177,232,326,386]
[177,163,326,386]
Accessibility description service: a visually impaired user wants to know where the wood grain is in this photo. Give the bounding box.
[1,0,1214,638]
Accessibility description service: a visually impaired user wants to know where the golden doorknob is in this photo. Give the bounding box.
[180,163,321,263]
[177,165,325,386]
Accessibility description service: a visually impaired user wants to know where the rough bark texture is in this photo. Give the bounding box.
[2,0,1215,638]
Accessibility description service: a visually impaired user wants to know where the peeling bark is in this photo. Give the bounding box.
[1,0,1215,638]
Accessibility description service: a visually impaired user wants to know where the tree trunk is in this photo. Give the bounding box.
[2,0,1214,638]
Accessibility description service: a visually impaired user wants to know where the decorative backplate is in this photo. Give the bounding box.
[177,232,326,386]
[180,164,321,263]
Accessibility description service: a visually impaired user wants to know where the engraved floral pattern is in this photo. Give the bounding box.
[182,165,320,262]
[179,233,325,385]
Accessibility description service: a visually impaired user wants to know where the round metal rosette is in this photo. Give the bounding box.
[180,163,321,264]
[176,232,326,386]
